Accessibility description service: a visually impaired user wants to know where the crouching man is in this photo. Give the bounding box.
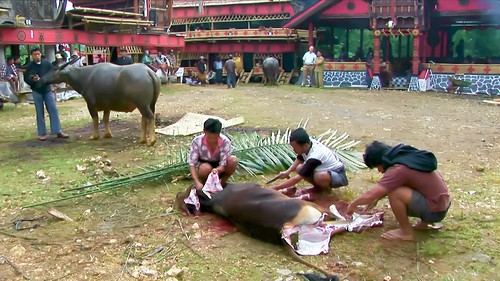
[270,128,348,200]
[188,118,238,189]
[347,141,451,242]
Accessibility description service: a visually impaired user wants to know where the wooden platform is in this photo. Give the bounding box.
[238,69,294,85]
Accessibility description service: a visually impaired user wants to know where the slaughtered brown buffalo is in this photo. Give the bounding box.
[176,182,340,279]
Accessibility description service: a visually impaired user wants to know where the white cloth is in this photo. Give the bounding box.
[300,139,344,172]
[282,207,384,256]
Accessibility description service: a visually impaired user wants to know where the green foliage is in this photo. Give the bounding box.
[452,28,500,58]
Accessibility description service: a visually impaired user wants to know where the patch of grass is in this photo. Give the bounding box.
[420,240,447,256]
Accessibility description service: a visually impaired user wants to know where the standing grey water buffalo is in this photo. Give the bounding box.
[43,62,160,146]
[262,57,279,86]
[175,183,339,279]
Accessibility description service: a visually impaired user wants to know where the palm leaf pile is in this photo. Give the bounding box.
[24,124,366,208]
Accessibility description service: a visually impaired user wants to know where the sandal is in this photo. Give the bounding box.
[56,132,69,139]
[37,135,47,141]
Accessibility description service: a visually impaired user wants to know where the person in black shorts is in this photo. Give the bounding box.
[270,128,348,200]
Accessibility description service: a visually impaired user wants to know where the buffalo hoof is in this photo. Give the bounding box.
[148,139,157,146]
[89,135,99,140]
[103,133,113,138]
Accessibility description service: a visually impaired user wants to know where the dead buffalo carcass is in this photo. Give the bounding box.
[176,183,339,279]
[43,61,160,146]
[262,57,279,86]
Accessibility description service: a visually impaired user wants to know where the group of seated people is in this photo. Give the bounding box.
[141,50,178,82]
[1,56,23,94]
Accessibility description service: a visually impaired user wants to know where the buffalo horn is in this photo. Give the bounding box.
[57,56,81,70]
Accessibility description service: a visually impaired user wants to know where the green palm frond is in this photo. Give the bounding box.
[228,125,365,176]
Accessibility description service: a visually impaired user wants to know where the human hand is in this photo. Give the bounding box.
[345,203,356,220]
[195,182,203,190]
[33,74,40,82]
[276,171,290,180]
[362,201,378,214]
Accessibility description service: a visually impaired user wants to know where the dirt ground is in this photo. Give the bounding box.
[0,84,498,281]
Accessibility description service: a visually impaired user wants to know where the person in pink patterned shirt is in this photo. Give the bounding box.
[188,118,238,189]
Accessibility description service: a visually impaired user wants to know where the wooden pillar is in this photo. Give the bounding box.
[360,29,364,50]
[11,45,20,57]
[308,20,314,47]
[398,35,402,58]
[45,45,56,63]
[440,30,447,58]
[407,36,411,57]
[134,0,139,14]
[346,29,350,57]
[0,46,5,65]
[412,34,420,75]
[385,37,390,62]
[330,27,335,56]
[421,32,427,63]
[373,35,381,75]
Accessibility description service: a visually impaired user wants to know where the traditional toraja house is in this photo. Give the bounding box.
[0,0,183,65]
[169,0,310,82]
[283,0,500,94]
[60,1,310,82]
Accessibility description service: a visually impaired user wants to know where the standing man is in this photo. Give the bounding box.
[24,48,69,141]
[188,118,239,189]
[197,56,208,85]
[224,54,237,89]
[301,46,316,87]
[314,51,325,88]
[213,56,223,85]
[115,49,133,65]
[346,141,451,242]
[1,56,19,93]
[270,128,348,201]
[167,50,178,76]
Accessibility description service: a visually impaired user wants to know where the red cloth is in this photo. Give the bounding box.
[418,70,429,79]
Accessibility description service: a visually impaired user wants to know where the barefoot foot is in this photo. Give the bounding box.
[381,229,414,242]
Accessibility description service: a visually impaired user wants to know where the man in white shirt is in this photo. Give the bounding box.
[301,46,317,87]
[270,128,348,201]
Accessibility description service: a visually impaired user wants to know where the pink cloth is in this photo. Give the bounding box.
[184,173,223,210]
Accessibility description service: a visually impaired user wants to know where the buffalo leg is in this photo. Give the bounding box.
[87,105,100,140]
[102,110,113,138]
[148,117,156,146]
[140,117,147,144]
[137,105,156,145]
